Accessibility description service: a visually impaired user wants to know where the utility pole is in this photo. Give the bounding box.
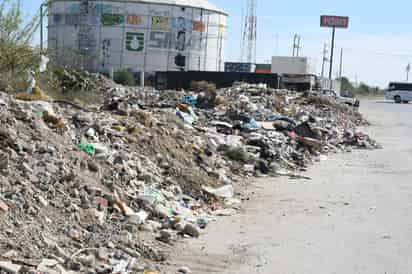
[321,43,328,77]
[292,34,301,57]
[407,63,411,82]
[241,0,257,64]
[328,27,336,81]
[40,2,47,53]
[339,48,343,78]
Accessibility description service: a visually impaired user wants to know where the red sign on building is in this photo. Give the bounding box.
[320,15,349,29]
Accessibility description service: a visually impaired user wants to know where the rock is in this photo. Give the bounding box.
[243,164,255,173]
[183,223,200,238]
[95,264,112,274]
[86,128,96,138]
[173,222,185,232]
[68,228,81,241]
[97,249,109,262]
[21,162,33,174]
[154,204,170,219]
[1,251,18,260]
[79,208,104,228]
[0,201,9,212]
[68,260,82,271]
[0,261,22,274]
[128,210,149,225]
[38,195,49,207]
[158,229,173,243]
[117,246,141,258]
[36,259,61,274]
[178,266,191,273]
[77,254,95,268]
[88,161,99,172]
[0,152,9,170]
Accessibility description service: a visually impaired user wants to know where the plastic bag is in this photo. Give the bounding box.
[203,185,234,198]
[39,55,50,73]
[76,143,96,156]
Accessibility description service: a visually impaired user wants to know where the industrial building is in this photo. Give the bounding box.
[47,0,227,73]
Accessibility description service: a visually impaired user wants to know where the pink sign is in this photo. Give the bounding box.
[320,15,349,28]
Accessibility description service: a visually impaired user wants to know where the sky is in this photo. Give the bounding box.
[22,0,412,87]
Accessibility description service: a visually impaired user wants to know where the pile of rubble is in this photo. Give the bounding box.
[0,80,379,274]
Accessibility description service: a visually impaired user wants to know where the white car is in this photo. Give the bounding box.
[319,90,360,107]
[385,82,412,104]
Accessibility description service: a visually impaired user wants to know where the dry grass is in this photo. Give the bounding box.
[15,86,50,101]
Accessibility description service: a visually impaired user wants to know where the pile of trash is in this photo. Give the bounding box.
[0,80,379,274]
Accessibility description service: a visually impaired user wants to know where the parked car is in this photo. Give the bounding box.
[319,89,360,107]
[385,82,412,103]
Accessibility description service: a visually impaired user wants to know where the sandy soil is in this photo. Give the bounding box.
[164,100,412,274]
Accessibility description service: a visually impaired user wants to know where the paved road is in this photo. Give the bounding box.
[166,100,412,274]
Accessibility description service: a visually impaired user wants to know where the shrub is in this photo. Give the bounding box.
[0,0,40,75]
[114,69,136,86]
[190,81,209,92]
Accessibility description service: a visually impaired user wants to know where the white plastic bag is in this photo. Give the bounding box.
[39,55,50,73]
[203,185,234,198]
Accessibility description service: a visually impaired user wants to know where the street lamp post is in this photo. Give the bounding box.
[40,2,47,53]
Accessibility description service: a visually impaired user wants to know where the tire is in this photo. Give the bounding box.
[394,96,402,104]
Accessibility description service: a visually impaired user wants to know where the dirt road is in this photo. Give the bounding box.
[165,100,412,274]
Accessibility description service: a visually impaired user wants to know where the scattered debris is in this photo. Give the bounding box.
[0,77,380,273]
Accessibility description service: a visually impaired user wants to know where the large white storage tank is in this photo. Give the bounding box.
[47,0,227,73]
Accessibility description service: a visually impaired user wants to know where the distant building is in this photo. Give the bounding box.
[271,56,317,75]
[255,63,271,74]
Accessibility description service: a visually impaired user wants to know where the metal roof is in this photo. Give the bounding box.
[133,0,227,14]
[53,0,228,15]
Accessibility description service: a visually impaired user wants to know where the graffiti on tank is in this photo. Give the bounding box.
[68,3,80,14]
[101,38,111,67]
[79,0,90,14]
[78,1,97,53]
[126,32,145,52]
[68,3,122,15]
[127,15,143,26]
[219,24,226,34]
[101,14,125,26]
[175,31,186,51]
[149,9,171,17]
[174,17,187,51]
[94,4,113,15]
[78,26,97,51]
[193,21,205,32]
[151,16,170,30]
[147,31,203,51]
[64,14,80,25]
[170,17,193,32]
[53,14,63,24]
[147,31,171,49]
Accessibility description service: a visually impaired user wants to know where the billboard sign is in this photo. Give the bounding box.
[320,15,349,28]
